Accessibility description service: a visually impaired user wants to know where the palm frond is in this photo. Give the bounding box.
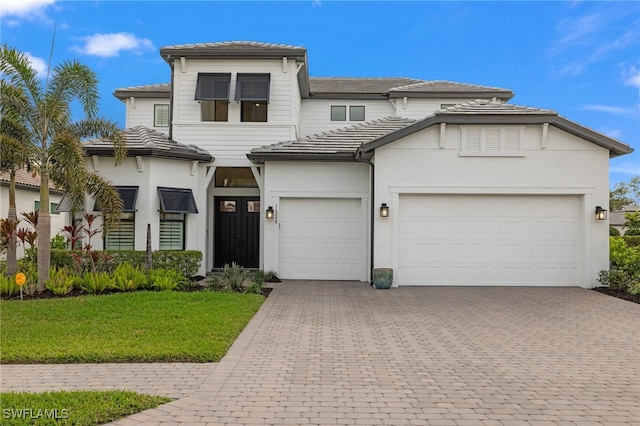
[85,173,124,233]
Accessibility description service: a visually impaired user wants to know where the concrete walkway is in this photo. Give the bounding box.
[2,282,639,425]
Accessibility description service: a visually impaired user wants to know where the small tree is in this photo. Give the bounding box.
[1,45,126,291]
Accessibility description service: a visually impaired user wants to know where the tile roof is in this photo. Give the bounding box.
[309,78,424,94]
[84,126,213,162]
[248,117,416,162]
[610,205,640,226]
[159,41,308,62]
[0,168,61,191]
[358,100,633,158]
[436,99,556,115]
[113,83,170,100]
[390,80,512,94]
[161,41,306,51]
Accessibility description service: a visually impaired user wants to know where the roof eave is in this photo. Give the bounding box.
[388,91,514,101]
[84,147,213,163]
[160,47,307,63]
[247,152,356,164]
[308,93,390,100]
[113,90,170,101]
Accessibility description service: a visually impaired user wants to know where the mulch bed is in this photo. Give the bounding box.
[592,287,640,304]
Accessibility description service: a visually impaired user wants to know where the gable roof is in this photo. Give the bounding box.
[83,126,213,162]
[247,117,416,163]
[357,100,633,159]
[113,83,170,101]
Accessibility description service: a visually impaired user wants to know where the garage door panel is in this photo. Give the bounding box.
[398,195,582,286]
[279,198,365,280]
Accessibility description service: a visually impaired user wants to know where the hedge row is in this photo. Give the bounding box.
[50,250,202,278]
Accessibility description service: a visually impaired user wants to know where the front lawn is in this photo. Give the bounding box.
[0,291,264,363]
[0,390,170,426]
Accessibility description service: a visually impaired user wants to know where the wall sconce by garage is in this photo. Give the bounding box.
[380,203,390,218]
[595,206,607,221]
[266,206,275,220]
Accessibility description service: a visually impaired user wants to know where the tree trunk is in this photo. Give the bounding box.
[6,170,18,275]
[37,169,51,292]
[145,223,152,273]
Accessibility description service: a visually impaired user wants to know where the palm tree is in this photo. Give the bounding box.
[0,45,126,291]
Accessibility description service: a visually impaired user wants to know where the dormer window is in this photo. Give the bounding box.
[235,73,270,122]
[195,73,231,122]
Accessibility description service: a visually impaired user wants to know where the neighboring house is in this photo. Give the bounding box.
[0,168,70,259]
[84,41,633,288]
[610,205,640,235]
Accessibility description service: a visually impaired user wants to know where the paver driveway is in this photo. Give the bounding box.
[3,282,639,425]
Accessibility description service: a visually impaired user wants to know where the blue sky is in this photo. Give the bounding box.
[1,0,638,186]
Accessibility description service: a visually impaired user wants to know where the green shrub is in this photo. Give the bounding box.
[152,251,202,278]
[0,273,20,297]
[625,228,640,236]
[245,272,264,295]
[111,263,147,292]
[623,235,640,247]
[16,263,38,296]
[598,269,636,290]
[208,262,250,293]
[50,233,68,249]
[81,271,113,294]
[45,268,75,296]
[147,268,187,291]
[609,226,621,236]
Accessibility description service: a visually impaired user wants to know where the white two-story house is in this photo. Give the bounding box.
[83,41,633,287]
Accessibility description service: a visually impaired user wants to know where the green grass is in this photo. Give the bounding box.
[0,291,264,363]
[0,390,171,425]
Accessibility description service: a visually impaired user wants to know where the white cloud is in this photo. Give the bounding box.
[548,5,640,77]
[25,52,48,79]
[610,162,640,176]
[73,33,154,58]
[0,0,55,18]
[581,104,637,119]
[624,66,640,89]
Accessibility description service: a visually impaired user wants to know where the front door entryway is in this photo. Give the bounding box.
[215,197,260,268]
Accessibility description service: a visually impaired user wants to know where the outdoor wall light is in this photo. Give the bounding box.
[380,203,390,218]
[595,206,607,221]
[266,206,275,220]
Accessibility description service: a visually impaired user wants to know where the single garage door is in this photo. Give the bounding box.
[398,194,582,286]
[279,198,366,280]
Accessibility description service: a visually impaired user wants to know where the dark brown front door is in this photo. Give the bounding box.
[215,197,260,268]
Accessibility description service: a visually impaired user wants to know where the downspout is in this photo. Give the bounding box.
[168,55,175,140]
[355,148,374,284]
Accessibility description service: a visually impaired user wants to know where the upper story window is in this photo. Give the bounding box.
[349,106,365,121]
[154,104,169,127]
[195,73,231,122]
[331,106,346,121]
[331,105,365,121]
[235,73,270,122]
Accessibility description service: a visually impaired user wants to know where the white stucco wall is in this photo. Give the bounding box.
[84,156,209,275]
[261,162,370,275]
[372,124,611,288]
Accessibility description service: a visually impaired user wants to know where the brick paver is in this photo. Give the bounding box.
[2,283,638,425]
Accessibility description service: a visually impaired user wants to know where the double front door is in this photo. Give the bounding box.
[214,197,260,268]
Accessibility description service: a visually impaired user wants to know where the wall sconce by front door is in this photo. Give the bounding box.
[380,203,390,218]
[266,206,275,220]
[595,206,607,221]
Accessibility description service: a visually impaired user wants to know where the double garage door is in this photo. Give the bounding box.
[278,198,366,280]
[275,195,582,285]
[398,194,582,286]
